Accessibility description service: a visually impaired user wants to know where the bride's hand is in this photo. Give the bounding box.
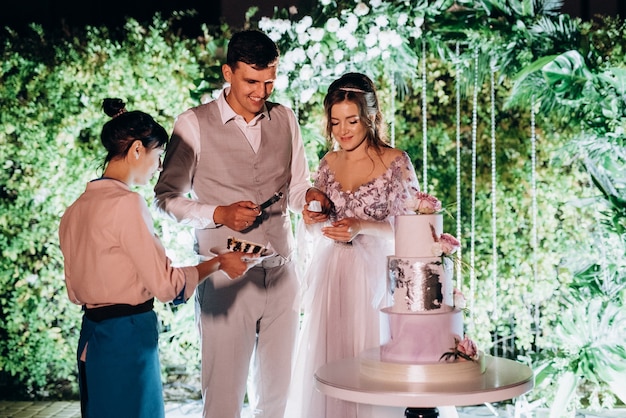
[322,218,361,242]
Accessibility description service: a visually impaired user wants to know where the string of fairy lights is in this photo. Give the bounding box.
[490,65,498,323]
[530,95,539,343]
[455,43,463,291]
[468,49,479,332]
[376,28,544,357]
[390,72,396,148]
[490,64,499,355]
[421,38,429,192]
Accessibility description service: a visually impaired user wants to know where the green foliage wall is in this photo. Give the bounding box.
[0,15,214,397]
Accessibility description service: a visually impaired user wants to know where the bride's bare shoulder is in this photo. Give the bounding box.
[380,147,406,164]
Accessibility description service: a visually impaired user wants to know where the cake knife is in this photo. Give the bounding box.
[259,192,284,211]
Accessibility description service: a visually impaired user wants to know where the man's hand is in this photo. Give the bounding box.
[214,201,261,231]
[303,187,333,224]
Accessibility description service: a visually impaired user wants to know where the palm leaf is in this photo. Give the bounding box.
[529,14,581,55]
[535,0,565,15]
[541,50,593,101]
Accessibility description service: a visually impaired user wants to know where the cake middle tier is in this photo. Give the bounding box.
[388,256,454,313]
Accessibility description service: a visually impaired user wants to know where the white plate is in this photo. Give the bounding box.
[209,246,275,263]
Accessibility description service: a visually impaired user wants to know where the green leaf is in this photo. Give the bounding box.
[549,371,578,418]
[541,50,593,100]
[599,367,626,404]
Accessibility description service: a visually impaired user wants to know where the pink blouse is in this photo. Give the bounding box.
[59,178,199,308]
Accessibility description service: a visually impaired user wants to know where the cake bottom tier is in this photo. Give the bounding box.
[360,348,486,383]
[380,307,464,363]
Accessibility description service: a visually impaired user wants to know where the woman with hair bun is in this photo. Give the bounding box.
[285,73,420,418]
[58,98,250,418]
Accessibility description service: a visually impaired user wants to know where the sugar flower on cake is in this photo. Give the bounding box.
[457,336,479,360]
[440,336,479,362]
[453,288,467,310]
[429,225,461,257]
[405,191,442,214]
[431,232,460,256]
[453,288,470,315]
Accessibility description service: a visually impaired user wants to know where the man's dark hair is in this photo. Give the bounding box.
[226,30,280,70]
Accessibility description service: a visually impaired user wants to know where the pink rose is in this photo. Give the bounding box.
[457,336,478,359]
[406,192,442,214]
[439,233,460,255]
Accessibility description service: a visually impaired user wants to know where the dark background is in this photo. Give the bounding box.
[0,0,306,33]
[1,0,624,33]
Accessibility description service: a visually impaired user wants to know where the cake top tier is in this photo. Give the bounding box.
[394,214,444,258]
[395,192,460,258]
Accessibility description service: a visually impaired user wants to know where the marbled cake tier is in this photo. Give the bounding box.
[380,308,463,363]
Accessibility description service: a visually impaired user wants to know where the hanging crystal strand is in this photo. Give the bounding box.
[530,95,539,345]
[455,42,463,291]
[490,63,499,357]
[468,49,479,332]
[421,38,428,192]
[390,72,396,148]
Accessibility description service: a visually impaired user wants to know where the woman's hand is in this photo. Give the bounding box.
[218,251,253,279]
[322,218,361,242]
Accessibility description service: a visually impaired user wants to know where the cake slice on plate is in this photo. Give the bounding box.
[226,237,266,254]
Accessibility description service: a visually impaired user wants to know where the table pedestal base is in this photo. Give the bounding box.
[369,405,458,418]
[404,407,439,417]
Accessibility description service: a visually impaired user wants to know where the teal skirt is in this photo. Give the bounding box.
[77,311,164,418]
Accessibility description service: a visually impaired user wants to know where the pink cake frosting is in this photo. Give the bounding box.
[380,210,470,365]
[394,214,443,258]
[380,308,463,363]
[362,198,483,381]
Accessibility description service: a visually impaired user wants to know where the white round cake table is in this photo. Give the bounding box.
[315,354,534,418]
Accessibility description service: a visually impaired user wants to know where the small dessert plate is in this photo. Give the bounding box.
[209,246,276,264]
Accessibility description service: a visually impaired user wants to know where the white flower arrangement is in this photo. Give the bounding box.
[255,0,428,103]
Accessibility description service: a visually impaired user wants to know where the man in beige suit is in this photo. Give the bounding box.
[154,30,330,418]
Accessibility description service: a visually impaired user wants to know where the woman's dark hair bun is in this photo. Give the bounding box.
[102,98,127,118]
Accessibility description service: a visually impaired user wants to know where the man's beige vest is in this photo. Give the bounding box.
[191,101,295,258]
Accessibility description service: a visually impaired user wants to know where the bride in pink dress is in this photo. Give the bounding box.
[285,73,420,418]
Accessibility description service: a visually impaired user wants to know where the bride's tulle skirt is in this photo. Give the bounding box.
[285,234,391,418]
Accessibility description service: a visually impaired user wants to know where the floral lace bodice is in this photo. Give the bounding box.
[313,151,420,222]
